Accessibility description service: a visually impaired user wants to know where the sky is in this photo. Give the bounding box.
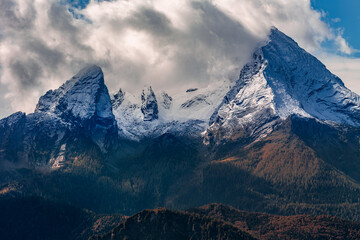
[311,0,360,56]
[0,0,359,118]
[310,0,360,95]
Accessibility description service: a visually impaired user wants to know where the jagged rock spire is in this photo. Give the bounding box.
[112,89,125,109]
[141,86,158,121]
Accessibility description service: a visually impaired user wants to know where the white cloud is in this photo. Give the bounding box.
[335,35,353,55]
[318,54,360,93]
[0,0,359,118]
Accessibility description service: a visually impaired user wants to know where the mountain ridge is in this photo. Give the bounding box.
[3,29,360,147]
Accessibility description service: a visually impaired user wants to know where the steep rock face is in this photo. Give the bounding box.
[205,53,280,145]
[0,112,27,167]
[35,65,115,125]
[262,28,360,124]
[34,65,117,152]
[0,111,68,167]
[205,28,360,145]
[141,86,159,121]
[111,89,125,109]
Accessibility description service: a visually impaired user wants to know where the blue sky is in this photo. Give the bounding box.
[311,0,360,57]
[64,0,89,9]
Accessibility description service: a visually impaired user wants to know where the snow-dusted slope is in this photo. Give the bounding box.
[111,81,230,140]
[205,28,360,144]
[35,65,114,123]
[264,28,360,124]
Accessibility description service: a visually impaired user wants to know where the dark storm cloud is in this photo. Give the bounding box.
[25,40,65,69]
[128,7,174,36]
[10,60,42,88]
[0,0,36,30]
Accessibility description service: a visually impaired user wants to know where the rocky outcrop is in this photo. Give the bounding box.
[141,86,159,121]
[111,89,125,109]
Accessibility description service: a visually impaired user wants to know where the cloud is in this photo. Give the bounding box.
[0,0,359,118]
[318,54,360,93]
[335,35,353,55]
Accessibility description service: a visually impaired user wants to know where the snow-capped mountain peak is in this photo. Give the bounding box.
[35,65,114,122]
[205,28,360,144]
[263,28,360,125]
[33,65,117,153]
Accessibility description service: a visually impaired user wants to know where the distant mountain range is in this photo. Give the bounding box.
[2,27,360,238]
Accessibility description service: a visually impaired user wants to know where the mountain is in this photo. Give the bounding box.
[205,27,360,145]
[0,65,117,170]
[34,65,117,151]
[2,27,360,228]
